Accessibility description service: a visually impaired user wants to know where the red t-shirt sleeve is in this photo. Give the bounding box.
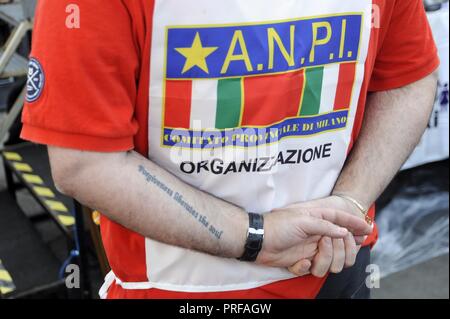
[368,0,440,91]
[21,0,140,152]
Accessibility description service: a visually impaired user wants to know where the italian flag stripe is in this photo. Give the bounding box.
[164,80,192,128]
[215,78,243,129]
[190,80,218,129]
[164,63,356,130]
[319,64,340,114]
[242,70,305,126]
[334,62,357,110]
[300,66,324,116]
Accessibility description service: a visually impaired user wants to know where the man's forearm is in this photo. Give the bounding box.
[333,72,438,208]
[49,148,248,259]
[49,146,371,270]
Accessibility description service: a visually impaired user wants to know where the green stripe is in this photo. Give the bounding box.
[300,66,324,116]
[216,78,242,129]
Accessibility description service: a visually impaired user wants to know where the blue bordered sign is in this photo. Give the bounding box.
[26,58,45,103]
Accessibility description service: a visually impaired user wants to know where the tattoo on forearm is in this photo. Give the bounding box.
[138,165,224,240]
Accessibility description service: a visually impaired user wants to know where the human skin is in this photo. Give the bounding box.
[46,72,436,277]
[47,145,371,270]
[288,71,438,277]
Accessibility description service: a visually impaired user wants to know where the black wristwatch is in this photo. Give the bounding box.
[238,213,264,262]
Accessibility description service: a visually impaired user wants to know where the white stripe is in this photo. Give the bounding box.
[99,271,116,299]
[319,64,340,114]
[102,272,291,293]
[249,228,264,235]
[190,80,218,129]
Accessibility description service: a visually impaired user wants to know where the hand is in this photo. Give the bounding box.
[287,196,371,277]
[256,206,372,271]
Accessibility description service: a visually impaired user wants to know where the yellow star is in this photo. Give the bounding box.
[175,33,218,74]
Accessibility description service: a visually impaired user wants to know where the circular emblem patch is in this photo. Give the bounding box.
[26,58,45,103]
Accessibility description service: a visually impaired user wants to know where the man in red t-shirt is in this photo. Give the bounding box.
[21,0,439,299]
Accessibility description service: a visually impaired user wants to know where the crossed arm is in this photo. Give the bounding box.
[47,135,370,269]
[47,72,437,275]
[290,72,438,276]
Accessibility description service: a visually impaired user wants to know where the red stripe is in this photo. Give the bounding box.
[107,274,327,299]
[241,70,304,126]
[164,80,192,128]
[100,217,148,282]
[334,62,356,110]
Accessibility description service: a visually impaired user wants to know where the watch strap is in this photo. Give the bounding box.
[238,213,264,262]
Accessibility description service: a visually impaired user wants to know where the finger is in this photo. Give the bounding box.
[318,208,372,235]
[301,216,349,239]
[311,237,333,278]
[288,259,312,277]
[354,235,367,246]
[344,233,358,268]
[330,238,345,274]
[307,208,372,236]
[355,223,374,244]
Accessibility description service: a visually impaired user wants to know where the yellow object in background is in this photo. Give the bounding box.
[0,259,16,295]
[3,152,22,161]
[92,211,101,225]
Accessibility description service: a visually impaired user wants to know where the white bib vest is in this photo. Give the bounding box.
[141,0,373,292]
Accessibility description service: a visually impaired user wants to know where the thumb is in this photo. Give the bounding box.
[288,259,312,276]
[301,216,349,238]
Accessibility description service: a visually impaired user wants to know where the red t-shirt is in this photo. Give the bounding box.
[21,0,439,299]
